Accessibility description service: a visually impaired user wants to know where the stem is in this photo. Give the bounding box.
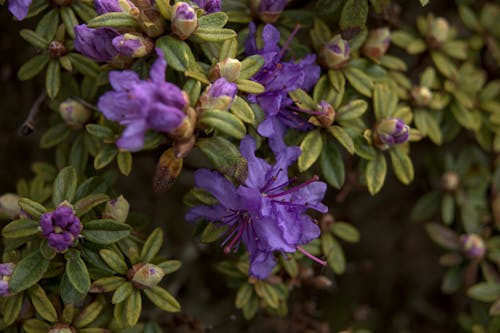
[297,245,327,266]
[18,92,46,136]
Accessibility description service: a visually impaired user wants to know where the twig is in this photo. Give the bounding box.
[18,91,46,136]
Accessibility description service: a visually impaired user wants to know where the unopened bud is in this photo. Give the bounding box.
[362,27,391,61]
[319,35,350,70]
[460,234,486,260]
[410,86,433,107]
[152,148,183,192]
[250,0,287,23]
[373,118,410,150]
[198,78,238,112]
[174,135,196,158]
[171,2,198,40]
[0,263,15,296]
[427,16,449,48]
[112,33,154,58]
[209,58,241,82]
[59,99,92,129]
[103,195,130,223]
[131,263,165,288]
[441,171,460,193]
[0,193,20,219]
[48,327,73,333]
[48,40,68,59]
[309,101,335,128]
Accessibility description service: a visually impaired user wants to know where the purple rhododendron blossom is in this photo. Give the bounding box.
[8,0,32,20]
[74,25,121,62]
[186,136,327,279]
[245,23,321,138]
[210,78,238,99]
[175,2,196,19]
[40,205,82,253]
[258,0,287,13]
[94,0,123,14]
[192,0,221,13]
[97,48,187,151]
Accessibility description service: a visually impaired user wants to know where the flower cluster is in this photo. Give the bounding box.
[40,205,82,252]
[187,136,327,278]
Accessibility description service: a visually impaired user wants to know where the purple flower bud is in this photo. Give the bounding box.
[103,196,130,223]
[0,263,15,296]
[362,27,391,61]
[374,118,410,149]
[192,0,221,13]
[171,2,198,40]
[131,263,165,288]
[309,101,335,128]
[74,25,121,62]
[319,35,350,69]
[250,0,287,23]
[460,234,486,260]
[94,0,122,14]
[59,99,92,129]
[112,33,154,58]
[40,204,81,253]
[198,78,238,112]
[209,58,241,82]
[7,0,32,21]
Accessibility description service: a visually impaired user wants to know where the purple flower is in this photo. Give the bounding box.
[245,23,321,138]
[74,25,121,62]
[192,0,221,13]
[186,136,328,279]
[460,234,486,260]
[374,118,410,148]
[40,205,81,253]
[0,263,14,296]
[97,48,188,151]
[171,2,198,40]
[251,0,287,23]
[94,0,122,14]
[7,0,32,20]
[198,78,238,111]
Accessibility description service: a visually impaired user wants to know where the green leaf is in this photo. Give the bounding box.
[125,290,142,327]
[23,319,51,333]
[459,5,480,31]
[419,0,430,6]
[327,125,354,154]
[199,110,246,139]
[2,219,39,239]
[340,0,368,39]
[71,1,97,22]
[197,12,228,28]
[82,219,131,245]
[431,51,457,78]
[336,100,367,120]
[414,110,442,144]
[230,96,255,124]
[280,256,299,278]
[100,249,129,275]
[90,276,126,293]
[236,79,265,94]
[254,281,279,309]
[235,283,253,309]
[36,9,59,41]
[88,12,139,29]
[74,300,104,328]
[53,166,78,206]
[328,70,346,94]
[389,147,414,185]
[112,281,133,304]
[319,138,345,189]
[18,198,46,219]
[86,124,115,139]
[411,191,440,221]
[74,193,109,216]
[344,66,374,97]
[196,136,248,183]
[10,250,50,293]
[366,152,387,195]
[20,29,49,49]
[373,83,398,119]
[18,54,50,81]
[298,130,323,172]
[193,28,237,42]
[60,6,78,38]
[239,55,264,80]
[94,144,118,170]
[45,59,61,99]
[143,286,181,312]
[467,283,500,302]
[117,151,133,176]
[157,260,182,275]
[425,223,460,250]
[40,123,70,149]
[332,222,360,243]
[66,251,91,294]
[219,38,238,61]
[441,194,455,225]
[3,293,23,326]
[322,233,345,274]
[28,284,58,322]
[140,228,163,262]
[201,223,226,243]
[156,35,195,72]
[67,53,100,78]
[289,89,316,110]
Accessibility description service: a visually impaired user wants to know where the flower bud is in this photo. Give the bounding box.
[152,148,183,192]
[198,78,238,112]
[48,41,68,59]
[40,204,81,253]
[131,263,165,288]
[112,33,154,58]
[319,35,350,70]
[308,101,335,128]
[48,327,73,333]
[192,0,221,13]
[0,193,20,219]
[460,234,486,260]
[410,86,433,108]
[427,16,449,48]
[103,195,130,223]
[362,27,391,62]
[59,99,92,129]
[441,171,460,193]
[209,58,242,82]
[171,2,198,40]
[0,263,15,296]
[250,0,287,23]
[373,118,410,149]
